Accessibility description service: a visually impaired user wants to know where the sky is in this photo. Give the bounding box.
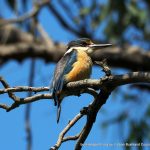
[0,0,150,150]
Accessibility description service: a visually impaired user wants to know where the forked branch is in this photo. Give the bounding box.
[0,72,150,150]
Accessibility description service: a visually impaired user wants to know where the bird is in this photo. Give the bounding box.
[50,38,112,123]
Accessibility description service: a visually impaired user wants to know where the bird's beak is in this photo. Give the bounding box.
[89,43,112,50]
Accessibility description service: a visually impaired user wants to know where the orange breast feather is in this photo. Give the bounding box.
[65,50,92,82]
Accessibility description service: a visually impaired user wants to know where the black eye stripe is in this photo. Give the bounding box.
[67,38,92,49]
[80,41,88,46]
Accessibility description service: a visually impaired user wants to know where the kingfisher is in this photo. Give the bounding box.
[50,38,112,123]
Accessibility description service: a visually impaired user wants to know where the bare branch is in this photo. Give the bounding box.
[58,0,76,22]
[4,93,51,112]
[74,72,150,149]
[0,38,150,70]
[0,42,65,65]
[0,86,49,94]
[50,113,84,150]
[54,72,150,150]
[75,88,112,150]
[0,26,150,71]
[0,72,149,95]
[95,59,111,76]
[0,72,150,149]
[47,3,83,37]
[25,58,35,150]
[66,72,150,92]
[0,0,49,27]
[0,104,10,110]
[36,21,54,47]
[0,75,52,111]
[62,133,81,142]
[0,25,34,44]
[0,76,20,102]
[83,88,98,98]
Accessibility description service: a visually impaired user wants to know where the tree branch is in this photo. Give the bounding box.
[47,3,81,37]
[74,72,150,149]
[0,72,149,95]
[35,21,54,47]
[0,86,49,94]
[62,133,81,142]
[25,58,35,150]
[0,35,149,70]
[0,0,49,27]
[0,72,150,149]
[75,88,112,150]
[50,113,84,150]
[0,76,20,102]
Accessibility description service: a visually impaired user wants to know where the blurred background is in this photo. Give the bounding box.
[0,0,150,150]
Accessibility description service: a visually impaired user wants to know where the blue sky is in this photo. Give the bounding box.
[0,1,150,150]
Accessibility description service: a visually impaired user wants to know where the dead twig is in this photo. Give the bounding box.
[0,72,150,112]
[0,72,150,149]
[50,113,84,150]
[0,86,49,94]
[95,59,111,76]
[0,0,49,27]
[0,76,20,102]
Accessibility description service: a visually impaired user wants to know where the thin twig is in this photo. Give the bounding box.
[0,86,49,94]
[50,113,84,150]
[1,72,150,95]
[0,72,150,150]
[74,72,150,149]
[0,40,150,71]
[0,0,49,27]
[36,21,54,47]
[0,72,150,112]
[75,88,112,150]
[0,93,52,112]
[0,76,20,102]
[95,59,111,76]
[25,58,35,150]
[48,3,81,36]
[83,88,98,98]
[0,104,10,110]
[62,133,81,142]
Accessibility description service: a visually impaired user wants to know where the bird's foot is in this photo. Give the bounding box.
[80,106,89,115]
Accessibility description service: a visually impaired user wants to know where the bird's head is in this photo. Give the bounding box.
[67,38,112,55]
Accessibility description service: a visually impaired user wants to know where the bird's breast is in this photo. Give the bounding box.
[65,50,92,82]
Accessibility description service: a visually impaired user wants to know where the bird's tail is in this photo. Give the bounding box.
[57,103,61,123]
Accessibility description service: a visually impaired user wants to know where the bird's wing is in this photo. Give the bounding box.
[50,49,77,105]
[50,49,77,123]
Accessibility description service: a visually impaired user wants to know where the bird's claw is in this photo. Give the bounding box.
[80,106,89,115]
